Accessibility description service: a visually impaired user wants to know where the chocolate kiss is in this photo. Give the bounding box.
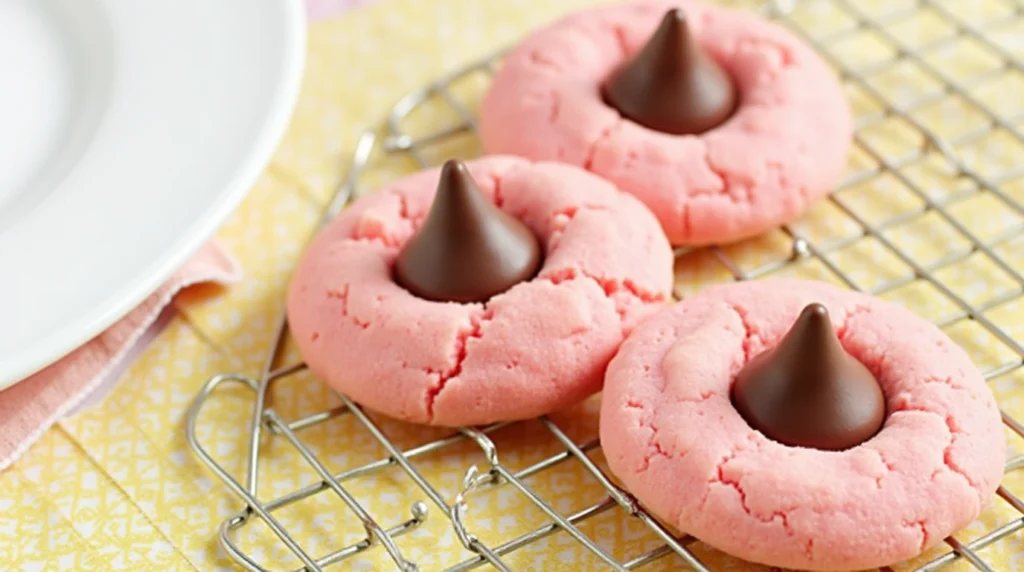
[730,303,886,451]
[394,160,543,303]
[602,8,738,135]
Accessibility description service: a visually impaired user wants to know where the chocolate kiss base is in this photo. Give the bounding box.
[393,160,543,304]
[730,303,886,451]
[601,8,738,136]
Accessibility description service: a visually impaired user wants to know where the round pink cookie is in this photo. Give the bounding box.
[480,0,852,246]
[600,279,1005,570]
[287,156,673,426]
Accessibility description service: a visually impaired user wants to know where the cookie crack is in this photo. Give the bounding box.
[326,285,370,329]
[897,404,983,505]
[545,204,611,252]
[632,392,716,474]
[527,49,563,74]
[583,119,621,172]
[686,138,760,215]
[939,413,983,506]
[345,189,420,248]
[635,412,672,473]
[731,36,797,79]
[838,303,894,381]
[902,519,930,554]
[548,90,562,124]
[893,383,986,506]
[719,471,792,532]
[704,444,793,533]
[681,202,693,240]
[396,189,411,221]
[540,197,666,324]
[679,390,717,404]
[689,135,805,224]
[727,303,762,362]
[541,266,667,329]
[870,448,896,489]
[611,25,630,60]
[765,157,800,207]
[705,155,749,206]
[700,446,742,511]
[684,140,731,199]
[837,303,873,341]
[423,309,492,421]
[921,375,978,397]
[487,172,505,209]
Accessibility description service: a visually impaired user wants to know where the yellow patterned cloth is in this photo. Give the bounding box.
[3,0,1023,570]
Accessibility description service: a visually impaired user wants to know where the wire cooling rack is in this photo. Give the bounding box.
[186,0,1024,570]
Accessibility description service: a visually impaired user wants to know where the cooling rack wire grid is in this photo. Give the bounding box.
[185,0,1024,570]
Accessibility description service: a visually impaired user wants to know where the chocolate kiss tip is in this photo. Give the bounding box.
[393,160,543,304]
[730,302,886,452]
[800,302,831,330]
[601,7,738,136]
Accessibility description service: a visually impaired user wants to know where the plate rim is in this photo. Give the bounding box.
[0,0,307,389]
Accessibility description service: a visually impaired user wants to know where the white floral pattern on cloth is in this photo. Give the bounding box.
[2,0,1024,570]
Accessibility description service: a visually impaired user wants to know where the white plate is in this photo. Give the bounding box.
[0,0,305,388]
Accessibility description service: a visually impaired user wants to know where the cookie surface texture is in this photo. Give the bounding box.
[600,279,1005,570]
[288,156,673,426]
[481,0,852,245]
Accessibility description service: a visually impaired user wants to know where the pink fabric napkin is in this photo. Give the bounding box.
[0,243,240,471]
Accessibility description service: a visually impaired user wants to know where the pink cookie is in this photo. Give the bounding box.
[480,0,852,246]
[288,156,673,426]
[600,279,1005,571]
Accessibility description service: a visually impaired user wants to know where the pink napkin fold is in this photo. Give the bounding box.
[0,242,240,471]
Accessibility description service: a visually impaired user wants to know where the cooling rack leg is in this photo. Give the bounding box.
[186,374,325,571]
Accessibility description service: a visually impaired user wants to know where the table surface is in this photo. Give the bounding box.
[2,0,1023,570]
